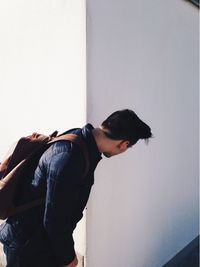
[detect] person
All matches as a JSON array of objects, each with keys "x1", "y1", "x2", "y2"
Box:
[{"x1": 0, "y1": 109, "x2": 152, "y2": 267}]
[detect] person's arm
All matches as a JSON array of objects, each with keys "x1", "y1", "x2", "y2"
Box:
[{"x1": 42, "y1": 141, "x2": 85, "y2": 266}]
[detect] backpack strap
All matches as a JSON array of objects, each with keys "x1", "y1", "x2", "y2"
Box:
[{"x1": 48, "y1": 133, "x2": 90, "y2": 178}]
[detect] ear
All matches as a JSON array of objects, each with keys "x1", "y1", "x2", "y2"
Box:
[{"x1": 119, "y1": 140, "x2": 130, "y2": 151}]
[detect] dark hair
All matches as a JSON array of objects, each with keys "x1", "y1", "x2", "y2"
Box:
[{"x1": 101, "y1": 109, "x2": 153, "y2": 146}]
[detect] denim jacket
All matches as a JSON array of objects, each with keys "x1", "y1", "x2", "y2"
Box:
[{"x1": 0, "y1": 124, "x2": 102, "y2": 265}]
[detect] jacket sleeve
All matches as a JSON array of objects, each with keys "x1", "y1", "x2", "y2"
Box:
[{"x1": 42, "y1": 141, "x2": 86, "y2": 266}]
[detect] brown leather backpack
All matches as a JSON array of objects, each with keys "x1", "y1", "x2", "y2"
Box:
[{"x1": 0, "y1": 131, "x2": 89, "y2": 220}]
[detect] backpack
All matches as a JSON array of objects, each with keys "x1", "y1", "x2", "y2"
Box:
[{"x1": 0, "y1": 131, "x2": 90, "y2": 220}]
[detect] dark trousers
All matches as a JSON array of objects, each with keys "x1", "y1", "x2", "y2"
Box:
[
  {"x1": 3, "y1": 229, "x2": 60, "y2": 267},
  {"x1": 3, "y1": 245, "x2": 59, "y2": 267},
  {"x1": 3, "y1": 245, "x2": 20, "y2": 267}
]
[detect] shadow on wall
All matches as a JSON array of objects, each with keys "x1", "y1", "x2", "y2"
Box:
[
  {"x1": 141, "y1": 201, "x2": 199, "y2": 267},
  {"x1": 163, "y1": 236, "x2": 199, "y2": 267}
]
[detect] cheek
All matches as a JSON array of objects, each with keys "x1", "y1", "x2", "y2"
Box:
[{"x1": 119, "y1": 147, "x2": 128, "y2": 153}]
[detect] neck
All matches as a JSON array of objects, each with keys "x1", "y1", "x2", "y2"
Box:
[{"x1": 92, "y1": 127, "x2": 106, "y2": 153}]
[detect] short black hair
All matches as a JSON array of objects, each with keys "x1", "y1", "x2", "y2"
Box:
[{"x1": 101, "y1": 109, "x2": 153, "y2": 146}]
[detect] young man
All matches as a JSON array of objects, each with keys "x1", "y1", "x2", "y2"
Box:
[{"x1": 0, "y1": 109, "x2": 152, "y2": 267}]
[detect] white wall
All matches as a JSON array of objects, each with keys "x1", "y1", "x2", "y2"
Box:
[
  {"x1": 86, "y1": 1, "x2": 199, "y2": 267},
  {"x1": 0, "y1": 0, "x2": 86, "y2": 158},
  {"x1": 0, "y1": 0, "x2": 86, "y2": 265}
]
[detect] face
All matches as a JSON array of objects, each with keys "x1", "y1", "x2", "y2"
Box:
[{"x1": 103, "y1": 140, "x2": 130, "y2": 158}]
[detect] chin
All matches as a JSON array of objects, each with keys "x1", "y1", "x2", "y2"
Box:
[{"x1": 103, "y1": 152, "x2": 113, "y2": 158}]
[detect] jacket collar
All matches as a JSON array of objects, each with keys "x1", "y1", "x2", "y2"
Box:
[{"x1": 81, "y1": 124, "x2": 102, "y2": 167}]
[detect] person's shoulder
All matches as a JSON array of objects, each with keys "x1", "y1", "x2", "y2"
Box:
[
  {"x1": 37, "y1": 141, "x2": 72, "y2": 168},
  {"x1": 51, "y1": 140, "x2": 73, "y2": 155},
  {"x1": 44, "y1": 139, "x2": 85, "y2": 161}
]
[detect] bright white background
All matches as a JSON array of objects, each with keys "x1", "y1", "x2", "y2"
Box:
[
  {"x1": 0, "y1": 0, "x2": 86, "y2": 158},
  {"x1": 0, "y1": 0, "x2": 86, "y2": 265}
]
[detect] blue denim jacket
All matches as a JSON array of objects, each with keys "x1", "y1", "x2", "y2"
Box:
[{"x1": 0, "y1": 124, "x2": 102, "y2": 266}]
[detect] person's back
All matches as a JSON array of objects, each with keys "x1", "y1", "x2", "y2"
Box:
[{"x1": 0, "y1": 109, "x2": 152, "y2": 267}]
